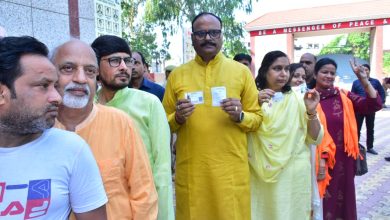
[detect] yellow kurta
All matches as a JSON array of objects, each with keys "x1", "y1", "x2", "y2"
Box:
[
  {"x1": 163, "y1": 52, "x2": 261, "y2": 220},
  {"x1": 248, "y1": 91, "x2": 324, "y2": 220}
]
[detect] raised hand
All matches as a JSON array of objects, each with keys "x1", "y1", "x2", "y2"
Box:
[
  {"x1": 258, "y1": 89, "x2": 275, "y2": 105},
  {"x1": 304, "y1": 89, "x2": 320, "y2": 114},
  {"x1": 349, "y1": 58, "x2": 368, "y2": 81}
]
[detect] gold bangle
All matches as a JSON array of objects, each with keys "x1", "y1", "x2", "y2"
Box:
[
  {"x1": 305, "y1": 113, "x2": 318, "y2": 120},
  {"x1": 306, "y1": 111, "x2": 317, "y2": 116}
]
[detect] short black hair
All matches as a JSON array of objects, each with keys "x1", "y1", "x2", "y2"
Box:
[
  {"x1": 134, "y1": 51, "x2": 146, "y2": 65},
  {"x1": 289, "y1": 63, "x2": 305, "y2": 75},
  {"x1": 255, "y1": 50, "x2": 291, "y2": 93},
  {"x1": 191, "y1": 12, "x2": 223, "y2": 32},
  {"x1": 301, "y1": 53, "x2": 317, "y2": 62},
  {"x1": 314, "y1": 58, "x2": 337, "y2": 74},
  {"x1": 91, "y1": 35, "x2": 131, "y2": 63},
  {"x1": 233, "y1": 53, "x2": 252, "y2": 64},
  {"x1": 362, "y1": 63, "x2": 370, "y2": 71},
  {"x1": 311, "y1": 58, "x2": 338, "y2": 88},
  {"x1": 0, "y1": 36, "x2": 48, "y2": 98},
  {"x1": 288, "y1": 63, "x2": 305, "y2": 84}
]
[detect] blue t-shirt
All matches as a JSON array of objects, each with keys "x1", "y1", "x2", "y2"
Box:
[
  {"x1": 139, "y1": 78, "x2": 165, "y2": 102},
  {"x1": 351, "y1": 78, "x2": 386, "y2": 104}
]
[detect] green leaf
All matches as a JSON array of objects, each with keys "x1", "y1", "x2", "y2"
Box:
[
  {"x1": 122, "y1": 0, "x2": 257, "y2": 64},
  {"x1": 319, "y1": 33, "x2": 369, "y2": 61}
]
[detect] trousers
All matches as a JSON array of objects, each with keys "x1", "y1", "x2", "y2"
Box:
[{"x1": 356, "y1": 113, "x2": 375, "y2": 149}]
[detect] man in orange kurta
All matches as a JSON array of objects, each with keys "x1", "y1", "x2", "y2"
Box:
[{"x1": 52, "y1": 40, "x2": 158, "y2": 220}]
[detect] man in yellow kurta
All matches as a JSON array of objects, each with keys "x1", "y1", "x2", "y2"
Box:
[
  {"x1": 52, "y1": 40, "x2": 158, "y2": 220},
  {"x1": 162, "y1": 12, "x2": 262, "y2": 220}
]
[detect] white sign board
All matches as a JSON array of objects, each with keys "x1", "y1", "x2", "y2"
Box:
[{"x1": 95, "y1": 0, "x2": 122, "y2": 37}]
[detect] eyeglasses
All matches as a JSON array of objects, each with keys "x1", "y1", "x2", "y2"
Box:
[
  {"x1": 102, "y1": 56, "x2": 135, "y2": 67},
  {"x1": 192, "y1": 29, "x2": 222, "y2": 40}
]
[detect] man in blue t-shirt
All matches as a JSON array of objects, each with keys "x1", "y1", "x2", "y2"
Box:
[
  {"x1": 351, "y1": 64, "x2": 386, "y2": 155},
  {"x1": 129, "y1": 51, "x2": 165, "y2": 101}
]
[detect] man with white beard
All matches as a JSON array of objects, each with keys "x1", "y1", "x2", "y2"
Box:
[
  {"x1": 62, "y1": 81, "x2": 90, "y2": 108},
  {"x1": 52, "y1": 40, "x2": 158, "y2": 220}
]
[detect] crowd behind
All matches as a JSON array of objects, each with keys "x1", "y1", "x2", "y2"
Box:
[{"x1": 0, "y1": 11, "x2": 389, "y2": 220}]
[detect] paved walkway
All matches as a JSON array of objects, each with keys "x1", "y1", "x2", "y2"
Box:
[
  {"x1": 355, "y1": 108, "x2": 390, "y2": 220},
  {"x1": 171, "y1": 108, "x2": 390, "y2": 219}
]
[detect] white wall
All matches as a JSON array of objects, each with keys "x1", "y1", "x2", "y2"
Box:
[
  {"x1": 253, "y1": 34, "x2": 288, "y2": 76},
  {"x1": 383, "y1": 26, "x2": 390, "y2": 51}
]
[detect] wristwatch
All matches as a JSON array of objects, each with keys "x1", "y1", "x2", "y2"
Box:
[{"x1": 239, "y1": 111, "x2": 244, "y2": 123}]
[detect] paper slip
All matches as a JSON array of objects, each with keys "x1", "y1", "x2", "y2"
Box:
[
  {"x1": 291, "y1": 86, "x2": 301, "y2": 94},
  {"x1": 211, "y1": 86, "x2": 227, "y2": 106},
  {"x1": 292, "y1": 83, "x2": 308, "y2": 97},
  {"x1": 272, "y1": 92, "x2": 284, "y2": 102},
  {"x1": 185, "y1": 91, "x2": 204, "y2": 104}
]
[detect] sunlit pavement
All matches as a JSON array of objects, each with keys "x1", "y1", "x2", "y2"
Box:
[
  {"x1": 171, "y1": 106, "x2": 390, "y2": 219},
  {"x1": 355, "y1": 107, "x2": 390, "y2": 220}
]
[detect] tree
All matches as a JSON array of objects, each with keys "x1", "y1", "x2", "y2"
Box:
[
  {"x1": 319, "y1": 32, "x2": 390, "y2": 76},
  {"x1": 384, "y1": 52, "x2": 390, "y2": 75},
  {"x1": 121, "y1": 0, "x2": 170, "y2": 66},
  {"x1": 319, "y1": 32, "x2": 370, "y2": 61},
  {"x1": 123, "y1": 0, "x2": 255, "y2": 59},
  {"x1": 122, "y1": 22, "x2": 156, "y2": 63}
]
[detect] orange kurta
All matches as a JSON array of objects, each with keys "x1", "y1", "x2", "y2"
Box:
[{"x1": 55, "y1": 104, "x2": 157, "y2": 220}]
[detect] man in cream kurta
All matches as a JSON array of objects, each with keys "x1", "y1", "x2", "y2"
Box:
[
  {"x1": 52, "y1": 40, "x2": 158, "y2": 220},
  {"x1": 163, "y1": 12, "x2": 261, "y2": 220}
]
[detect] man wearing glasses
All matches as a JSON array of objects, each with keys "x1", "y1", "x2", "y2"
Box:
[
  {"x1": 162, "y1": 12, "x2": 261, "y2": 220},
  {"x1": 52, "y1": 39, "x2": 158, "y2": 220},
  {"x1": 91, "y1": 35, "x2": 174, "y2": 220}
]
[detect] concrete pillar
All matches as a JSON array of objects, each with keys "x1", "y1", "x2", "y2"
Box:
[
  {"x1": 286, "y1": 33, "x2": 294, "y2": 62},
  {"x1": 250, "y1": 35, "x2": 256, "y2": 77},
  {"x1": 370, "y1": 26, "x2": 383, "y2": 80},
  {"x1": 68, "y1": 0, "x2": 80, "y2": 38}
]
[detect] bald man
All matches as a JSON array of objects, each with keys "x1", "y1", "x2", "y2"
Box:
[
  {"x1": 299, "y1": 53, "x2": 317, "y2": 89},
  {"x1": 52, "y1": 40, "x2": 158, "y2": 220}
]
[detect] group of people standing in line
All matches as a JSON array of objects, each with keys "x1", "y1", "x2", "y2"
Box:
[{"x1": 0, "y1": 11, "x2": 386, "y2": 220}]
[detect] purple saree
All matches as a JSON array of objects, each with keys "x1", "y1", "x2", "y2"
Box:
[{"x1": 318, "y1": 88, "x2": 381, "y2": 220}]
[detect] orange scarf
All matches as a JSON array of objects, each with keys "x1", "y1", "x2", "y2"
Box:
[{"x1": 316, "y1": 89, "x2": 359, "y2": 198}]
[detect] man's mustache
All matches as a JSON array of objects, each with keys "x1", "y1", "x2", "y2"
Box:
[
  {"x1": 46, "y1": 103, "x2": 59, "y2": 111},
  {"x1": 200, "y1": 41, "x2": 216, "y2": 47},
  {"x1": 65, "y1": 84, "x2": 90, "y2": 95},
  {"x1": 115, "y1": 71, "x2": 130, "y2": 78}
]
